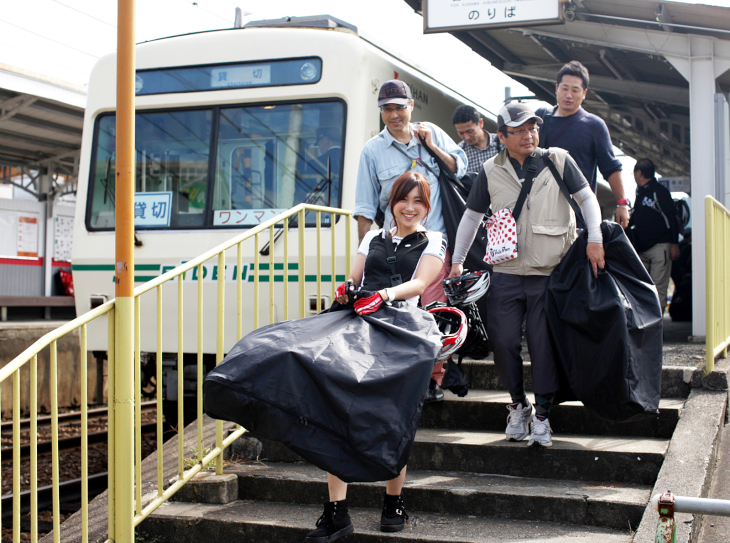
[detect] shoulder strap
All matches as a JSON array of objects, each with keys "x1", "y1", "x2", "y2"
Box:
[
  {"x1": 413, "y1": 127, "x2": 469, "y2": 194},
  {"x1": 653, "y1": 189, "x2": 672, "y2": 229},
  {"x1": 538, "y1": 106, "x2": 554, "y2": 148},
  {"x1": 512, "y1": 156, "x2": 538, "y2": 222},
  {"x1": 539, "y1": 149, "x2": 586, "y2": 228},
  {"x1": 383, "y1": 234, "x2": 403, "y2": 287}
]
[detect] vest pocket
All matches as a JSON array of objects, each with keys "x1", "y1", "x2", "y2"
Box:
[{"x1": 526, "y1": 224, "x2": 570, "y2": 269}]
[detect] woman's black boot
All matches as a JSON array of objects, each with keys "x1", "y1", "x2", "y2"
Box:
[
  {"x1": 305, "y1": 500, "x2": 354, "y2": 543},
  {"x1": 380, "y1": 493, "x2": 408, "y2": 532}
]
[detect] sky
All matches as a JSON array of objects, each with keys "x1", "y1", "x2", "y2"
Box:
[
  {"x1": 0, "y1": 0, "x2": 532, "y2": 117},
  {"x1": 2, "y1": 0, "x2": 727, "y2": 198}
]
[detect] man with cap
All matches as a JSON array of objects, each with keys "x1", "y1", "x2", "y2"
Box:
[
  {"x1": 354, "y1": 79, "x2": 467, "y2": 403},
  {"x1": 449, "y1": 102, "x2": 605, "y2": 447}
]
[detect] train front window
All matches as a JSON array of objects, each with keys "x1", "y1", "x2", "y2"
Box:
[
  {"x1": 86, "y1": 100, "x2": 344, "y2": 231},
  {"x1": 87, "y1": 109, "x2": 213, "y2": 230},
  {"x1": 212, "y1": 101, "x2": 344, "y2": 227}
]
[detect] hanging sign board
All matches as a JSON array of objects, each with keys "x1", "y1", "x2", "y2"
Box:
[{"x1": 424, "y1": 0, "x2": 563, "y2": 33}]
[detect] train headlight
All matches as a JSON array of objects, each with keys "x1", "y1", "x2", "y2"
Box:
[{"x1": 300, "y1": 62, "x2": 317, "y2": 82}]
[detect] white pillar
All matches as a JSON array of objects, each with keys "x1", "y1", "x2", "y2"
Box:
[{"x1": 665, "y1": 36, "x2": 730, "y2": 338}]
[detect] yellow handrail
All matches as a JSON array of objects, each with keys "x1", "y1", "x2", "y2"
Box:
[
  {"x1": 0, "y1": 203, "x2": 352, "y2": 543},
  {"x1": 705, "y1": 195, "x2": 730, "y2": 373}
]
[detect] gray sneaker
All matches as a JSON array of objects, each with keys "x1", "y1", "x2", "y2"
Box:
[
  {"x1": 527, "y1": 417, "x2": 553, "y2": 447},
  {"x1": 505, "y1": 399, "x2": 533, "y2": 441}
]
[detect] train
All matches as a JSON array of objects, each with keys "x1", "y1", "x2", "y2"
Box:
[{"x1": 71, "y1": 15, "x2": 496, "y2": 427}]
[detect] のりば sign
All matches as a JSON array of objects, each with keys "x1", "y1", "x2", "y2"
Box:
[{"x1": 424, "y1": 0, "x2": 562, "y2": 33}]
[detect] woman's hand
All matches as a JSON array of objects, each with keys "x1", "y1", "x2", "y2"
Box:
[
  {"x1": 353, "y1": 292, "x2": 384, "y2": 315},
  {"x1": 335, "y1": 280, "x2": 356, "y2": 304}
]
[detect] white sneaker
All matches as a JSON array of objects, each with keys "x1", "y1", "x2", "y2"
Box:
[
  {"x1": 505, "y1": 399, "x2": 533, "y2": 441},
  {"x1": 527, "y1": 417, "x2": 553, "y2": 447}
]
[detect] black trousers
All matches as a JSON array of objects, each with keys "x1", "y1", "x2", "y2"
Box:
[{"x1": 486, "y1": 273, "x2": 558, "y2": 395}]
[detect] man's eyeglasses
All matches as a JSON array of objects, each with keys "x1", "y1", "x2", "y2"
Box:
[
  {"x1": 380, "y1": 105, "x2": 408, "y2": 113},
  {"x1": 505, "y1": 126, "x2": 539, "y2": 137}
]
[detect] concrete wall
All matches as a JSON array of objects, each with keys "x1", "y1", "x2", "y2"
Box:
[{"x1": 0, "y1": 322, "x2": 107, "y2": 417}]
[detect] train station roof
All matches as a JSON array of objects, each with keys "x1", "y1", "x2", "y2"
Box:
[
  {"x1": 403, "y1": 0, "x2": 730, "y2": 180},
  {"x1": 0, "y1": 64, "x2": 85, "y2": 196}
]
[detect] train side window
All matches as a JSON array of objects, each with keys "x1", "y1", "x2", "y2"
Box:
[
  {"x1": 87, "y1": 109, "x2": 213, "y2": 230},
  {"x1": 212, "y1": 101, "x2": 344, "y2": 228}
]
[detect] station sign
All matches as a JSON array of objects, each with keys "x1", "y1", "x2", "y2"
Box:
[
  {"x1": 424, "y1": 0, "x2": 563, "y2": 33},
  {"x1": 658, "y1": 177, "x2": 691, "y2": 195}
]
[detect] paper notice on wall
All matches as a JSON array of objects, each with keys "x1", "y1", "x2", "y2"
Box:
[
  {"x1": 17, "y1": 215, "x2": 39, "y2": 257},
  {"x1": 54, "y1": 216, "x2": 74, "y2": 262}
]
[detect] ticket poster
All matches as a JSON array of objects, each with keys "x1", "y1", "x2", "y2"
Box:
[{"x1": 17, "y1": 215, "x2": 38, "y2": 258}]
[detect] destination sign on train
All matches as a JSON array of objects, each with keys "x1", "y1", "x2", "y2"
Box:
[
  {"x1": 211, "y1": 65, "x2": 272, "y2": 88},
  {"x1": 424, "y1": 0, "x2": 562, "y2": 33},
  {"x1": 135, "y1": 58, "x2": 321, "y2": 95}
]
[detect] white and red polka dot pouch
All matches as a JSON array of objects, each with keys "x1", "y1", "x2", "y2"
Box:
[{"x1": 484, "y1": 208, "x2": 518, "y2": 265}]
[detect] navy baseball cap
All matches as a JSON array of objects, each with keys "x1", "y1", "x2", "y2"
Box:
[
  {"x1": 497, "y1": 102, "x2": 544, "y2": 129},
  {"x1": 378, "y1": 80, "x2": 412, "y2": 107}
]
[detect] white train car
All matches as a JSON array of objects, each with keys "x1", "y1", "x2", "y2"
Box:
[{"x1": 72, "y1": 15, "x2": 494, "y2": 420}]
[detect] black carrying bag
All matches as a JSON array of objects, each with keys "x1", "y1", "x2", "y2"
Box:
[
  {"x1": 442, "y1": 356, "x2": 468, "y2": 397},
  {"x1": 203, "y1": 302, "x2": 441, "y2": 483},
  {"x1": 417, "y1": 137, "x2": 491, "y2": 275},
  {"x1": 544, "y1": 221, "x2": 663, "y2": 422}
]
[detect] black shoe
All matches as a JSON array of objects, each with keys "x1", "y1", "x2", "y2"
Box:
[
  {"x1": 380, "y1": 493, "x2": 408, "y2": 532},
  {"x1": 424, "y1": 379, "x2": 444, "y2": 403},
  {"x1": 305, "y1": 500, "x2": 354, "y2": 543}
]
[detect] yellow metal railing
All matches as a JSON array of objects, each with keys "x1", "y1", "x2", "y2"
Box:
[
  {"x1": 0, "y1": 203, "x2": 352, "y2": 543},
  {"x1": 705, "y1": 195, "x2": 730, "y2": 373}
]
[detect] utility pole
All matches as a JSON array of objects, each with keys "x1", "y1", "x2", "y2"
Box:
[{"x1": 113, "y1": 0, "x2": 136, "y2": 541}]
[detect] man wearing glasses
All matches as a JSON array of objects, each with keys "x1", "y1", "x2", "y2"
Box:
[
  {"x1": 449, "y1": 102, "x2": 604, "y2": 447},
  {"x1": 354, "y1": 79, "x2": 466, "y2": 402},
  {"x1": 452, "y1": 105, "x2": 502, "y2": 174}
]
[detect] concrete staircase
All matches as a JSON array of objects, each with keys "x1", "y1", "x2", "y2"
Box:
[{"x1": 138, "y1": 359, "x2": 694, "y2": 543}]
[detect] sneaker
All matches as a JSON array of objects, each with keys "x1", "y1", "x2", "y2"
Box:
[
  {"x1": 305, "y1": 500, "x2": 354, "y2": 543},
  {"x1": 380, "y1": 493, "x2": 409, "y2": 532},
  {"x1": 424, "y1": 379, "x2": 444, "y2": 403},
  {"x1": 527, "y1": 416, "x2": 553, "y2": 448},
  {"x1": 505, "y1": 399, "x2": 533, "y2": 441}
]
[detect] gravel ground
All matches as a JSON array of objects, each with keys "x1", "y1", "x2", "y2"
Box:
[{"x1": 1, "y1": 409, "x2": 158, "y2": 542}]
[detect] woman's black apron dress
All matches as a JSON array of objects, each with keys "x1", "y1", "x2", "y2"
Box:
[{"x1": 204, "y1": 232, "x2": 441, "y2": 483}]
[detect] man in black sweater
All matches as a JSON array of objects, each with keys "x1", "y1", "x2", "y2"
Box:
[{"x1": 628, "y1": 158, "x2": 680, "y2": 311}]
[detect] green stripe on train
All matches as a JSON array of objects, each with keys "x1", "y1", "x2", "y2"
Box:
[{"x1": 73, "y1": 264, "x2": 344, "y2": 283}]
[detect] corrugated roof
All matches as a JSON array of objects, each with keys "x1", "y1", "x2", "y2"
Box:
[{"x1": 404, "y1": 0, "x2": 730, "y2": 178}]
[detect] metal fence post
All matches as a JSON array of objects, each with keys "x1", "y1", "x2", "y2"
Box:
[{"x1": 655, "y1": 491, "x2": 677, "y2": 543}]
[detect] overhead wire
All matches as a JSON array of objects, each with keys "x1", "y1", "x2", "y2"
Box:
[
  {"x1": 52, "y1": 0, "x2": 116, "y2": 28},
  {"x1": 177, "y1": 0, "x2": 234, "y2": 25},
  {"x1": 0, "y1": 18, "x2": 99, "y2": 59}
]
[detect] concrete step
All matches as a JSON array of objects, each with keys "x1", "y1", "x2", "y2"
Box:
[
  {"x1": 141, "y1": 499, "x2": 633, "y2": 542},
  {"x1": 254, "y1": 428, "x2": 668, "y2": 485},
  {"x1": 419, "y1": 390, "x2": 683, "y2": 438},
  {"x1": 462, "y1": 359, "x2": 694, "y2": 399},
  {"x1": 224, "y1": 462, "x2": 649, "y2": 530}
]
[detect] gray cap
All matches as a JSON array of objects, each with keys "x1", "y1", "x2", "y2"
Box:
[
  {"x1": 378, "y1": 80, "x2": 412, "y2": 107},
  {"x1": 497, "y1": 102, "x2": 544, "y2": 129}
]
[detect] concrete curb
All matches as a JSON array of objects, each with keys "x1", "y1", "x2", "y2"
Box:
[{"x1": 633, "y1": 388, "x2": 728, "y2": 543}]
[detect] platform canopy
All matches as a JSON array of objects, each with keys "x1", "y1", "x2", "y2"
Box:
[
  {"x1": 405, "y1": 0, "x2": 730, "y2": 183},
  {"x1": 0, "y1": 64, "x2": 85, "y2": 199}
]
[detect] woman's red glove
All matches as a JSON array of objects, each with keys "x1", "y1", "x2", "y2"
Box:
[
  {"x1": 335, "y1": 282, "x2": 348, "y2": 298},
  {"x1": 353, "y1": 292, "x2": 384, "y2": 315}
]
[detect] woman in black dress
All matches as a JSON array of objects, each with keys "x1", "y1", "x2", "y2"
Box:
[{"x1": 306, "y1": 171, "x2": 446, "y2": 542}]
